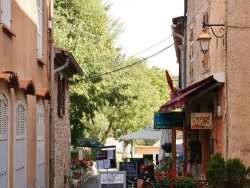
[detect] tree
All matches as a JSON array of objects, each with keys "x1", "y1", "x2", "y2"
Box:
[{"x1": 54, "y1": 0, "x2": 171, "y2": 147}]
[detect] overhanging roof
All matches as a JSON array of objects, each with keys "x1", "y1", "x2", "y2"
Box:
[
  {"x1": 159, "y1": 72, "x2": 225, "y2": 113},
  {"x1": 54, "y1": 46, "x2": 84, "y2": 77}
]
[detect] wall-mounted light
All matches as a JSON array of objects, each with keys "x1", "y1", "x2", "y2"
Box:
[
  {"x1": 197, "y1": 29, "x2": 212, "y2": 54},
  {"x1": 198, "y1": 22, "x2": 225, "y2": 53}
]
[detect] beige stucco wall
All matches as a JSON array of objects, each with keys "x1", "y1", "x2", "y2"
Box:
[
  {"x1": 186, "y1": 0, "x2": 250, "y2": 167},
  {"x1": 226, "y1": 0, "x2": 250, "y2": 165}
]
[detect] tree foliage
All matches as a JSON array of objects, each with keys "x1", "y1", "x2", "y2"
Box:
[{"x1": 54, "y1": 0, "x2": 171, "y2": 147}]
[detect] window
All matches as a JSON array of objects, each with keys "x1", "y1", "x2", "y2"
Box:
[
  {"x1": 36, "y1": 99, "x2": 45, "y2": 188},
  {"x1": 15, "y1": 100, "x2": 26, "y2": 187},
  {"x1": 0, "y1": 93, "x2": 8, "y2": 187},
  {"x1": 58, "y1": 75, "x2": 65, "y2": 117},
  {"x1": 37, "y1": 0, "x2": 43, "y2": 58},
  {"x1": 1, "y1": 0, "x2": 11, "y2": 26}
]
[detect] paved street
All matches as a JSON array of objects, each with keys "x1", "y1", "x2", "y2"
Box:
[{"x1": 82, "y1": 175, "x2": 99, "y2": 188}]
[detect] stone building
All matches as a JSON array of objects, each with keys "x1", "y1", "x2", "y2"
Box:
[{"x1": 159, "y1": 0, "x2": 250, "y2": 178}]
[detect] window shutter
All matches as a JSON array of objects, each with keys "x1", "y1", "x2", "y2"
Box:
[
  {"x1": 1, "y1": 0, "x2": 11, "y2": 26},
  {"x1": 15, "y1": 101, "x2": 26, "y2": 187},
  {"x1": 36, "y1": 99, "x2": 45, "y2": 188},
  {"x1": 37, "y1": 0, "x2": 43, "y2": 58},
  {"x1": 0, "y1": 94, "x2": 8, "y2": 188}
]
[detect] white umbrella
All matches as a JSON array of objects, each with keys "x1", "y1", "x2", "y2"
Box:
[{"x1": 118, "y1": 126, "x2": 161, "y2": 140}]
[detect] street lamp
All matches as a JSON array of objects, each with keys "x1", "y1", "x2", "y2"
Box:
[
  {"x1": 198, "y1": 22, "x2": 225, "y2": 53},
  {"x1": 197, "y1": 29, "x2": 212, "y2": 54}
]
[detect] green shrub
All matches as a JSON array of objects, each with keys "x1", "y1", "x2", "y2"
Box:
[
  {"x1": 206, "y1": 153, "x2": 250, "y2": 188},
  {"x1": 206, "y1": 153, "x2": 226, "y2": 188}
]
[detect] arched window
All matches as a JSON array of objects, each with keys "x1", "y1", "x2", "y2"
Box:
[
  {"x1": 0, "y1": 93, "x2": 9, "y2": 187},
  {"x1": 15, "y1": 100, "x2": 26, "y2": 187}
]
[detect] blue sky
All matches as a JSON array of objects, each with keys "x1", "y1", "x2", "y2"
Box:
[{"x1": 107, "y1": 0, "x2": 184, "y2": 75}]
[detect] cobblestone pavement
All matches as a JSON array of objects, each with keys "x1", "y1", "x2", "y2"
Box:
[{"x1": 81, "y1": 175, "x2": 99, "y2": 188}]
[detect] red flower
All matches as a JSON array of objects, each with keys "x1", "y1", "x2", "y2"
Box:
[
  {"x1": 185, "y1": 170, "x2": 191, "y2": 176},
  {"x1": 169, "y1": 182, "x2": 174, "y2": 187}
]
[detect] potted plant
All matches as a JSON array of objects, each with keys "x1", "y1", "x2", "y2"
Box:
[
  {"x1": 155, "y1": 169, "x2": 176, "y2": 188},
  {"x1": 174, "y1": 171, "x2": 194, "y2": 188},
  {"x1": 161, "y1": 143, "x2": 172, "y2": 153}
]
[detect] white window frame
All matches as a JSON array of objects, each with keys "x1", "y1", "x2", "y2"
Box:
[
  {"x1": 1, "y1": 0, "x2": 11, "y2": 26},
  {"x1": 14, "y1": 100, "x2": 26, "y2": 188},
  {"x1": 37, "y1": 0, "x2": 43, "y2": 58},
  {"x1": 0, "y1": 93, "x2": 9, "y2": 188},
  {"x1": 36, "y1": 99, "x2": 45, "y2": 188}
]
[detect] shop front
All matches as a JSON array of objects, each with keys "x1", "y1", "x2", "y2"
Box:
[{"x1": 158, "y1": 72, "x2": 225, "y2": 179}]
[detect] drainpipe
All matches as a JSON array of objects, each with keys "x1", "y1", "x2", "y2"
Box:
[
  {"x1": 183, "y1": 0, "x2": 187, "y2": 88},
  {"x1": 49, "y1": 0, "x2": 55, "y2": 187},
  {"x1": 54, "y1": 58, "x2": 70, "y2": 74}
]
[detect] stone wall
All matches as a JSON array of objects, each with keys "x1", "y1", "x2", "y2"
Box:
[{"x1": 54, "y1": 75, "x2": 72, "y2": 188}]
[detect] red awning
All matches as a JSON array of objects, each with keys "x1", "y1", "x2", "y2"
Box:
[{"x1": 159, "y1": 72, "x2": 225, "y2": 113}]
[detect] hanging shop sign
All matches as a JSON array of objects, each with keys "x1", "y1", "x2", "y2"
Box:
[
  {"x1": 191, "y1": 113, "x2": 212, "y2": 129},
  {"x1": 154, "y1": 111, "x2": 184, "y2": 129}
]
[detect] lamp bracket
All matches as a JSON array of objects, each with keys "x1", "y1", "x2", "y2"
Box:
[{"x1": 203, "y1": 22, "x2": 225, "y2": 38}]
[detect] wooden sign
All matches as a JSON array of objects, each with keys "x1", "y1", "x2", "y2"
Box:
[{"x1": 191, "y1": 113, "x2": 212, "y2": 129}]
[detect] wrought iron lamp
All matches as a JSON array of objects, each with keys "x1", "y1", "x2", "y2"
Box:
[{"x1": 198, "y1": 22, "x2": 225, "y2": 53}]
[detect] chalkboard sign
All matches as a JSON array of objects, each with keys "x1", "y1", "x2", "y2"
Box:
[
  {"x1": 130, "y1": 158, "x2": 144, "y2": 178},
  {"x1": 119, "y1": 162, "x2": 137, "y2": 178},
  {"x1": 99, "y1": 171, "x2": 126, "y2": 188}
]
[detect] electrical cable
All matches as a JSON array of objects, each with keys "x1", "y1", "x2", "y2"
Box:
[
  {"x1": 71, "y1": 43, "x2": 175, "y2": 83},
  {"x1": 127, "y1": 34, "x2": 173, "y2": 58}
]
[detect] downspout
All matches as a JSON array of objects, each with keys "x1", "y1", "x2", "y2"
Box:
[
  {"x1": 49, "y1": 0, "x2": 55, "y2": 187},
  {"x1": 183, "y1": 0, "x2": 188, "y2": 173},
  {"x1": 183, "y1": 0, "x2": 187, "y2": 88},
  {"x1": 54, "y1": 58, "x2": 70, "y2": 74}
]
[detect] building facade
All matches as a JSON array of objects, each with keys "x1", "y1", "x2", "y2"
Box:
[
  {"x1": 160, "y1": 0, "x2": 250, "y2": 178},
  {"x1": 0, "y1": 1, "x2": 83, "y2": 187},
  {"x1": 0, "y1": 1, "x2": 52, "y2": 187}
]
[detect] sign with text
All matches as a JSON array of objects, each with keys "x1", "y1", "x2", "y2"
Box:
[
  {"x1": 99, "y1": 171, "x2": 126, "y2": 188},
  {"x1": 119, "y1": 162, "x2": 137, "y2": 178},
  {"x1": 154, "y1": 112, "x2": 184, "y2": 129},
  {"x1": 191, "y1": 113, "x2": 212, "y2": 129}
]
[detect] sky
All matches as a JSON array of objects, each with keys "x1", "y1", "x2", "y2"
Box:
[{"x1": 107, "y1": 0, "x2": 184, "y2": 76}]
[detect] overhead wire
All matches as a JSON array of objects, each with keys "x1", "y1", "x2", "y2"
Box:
[{"x1": 71, "y1": 35, "x2": 175, "y2": 82}]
